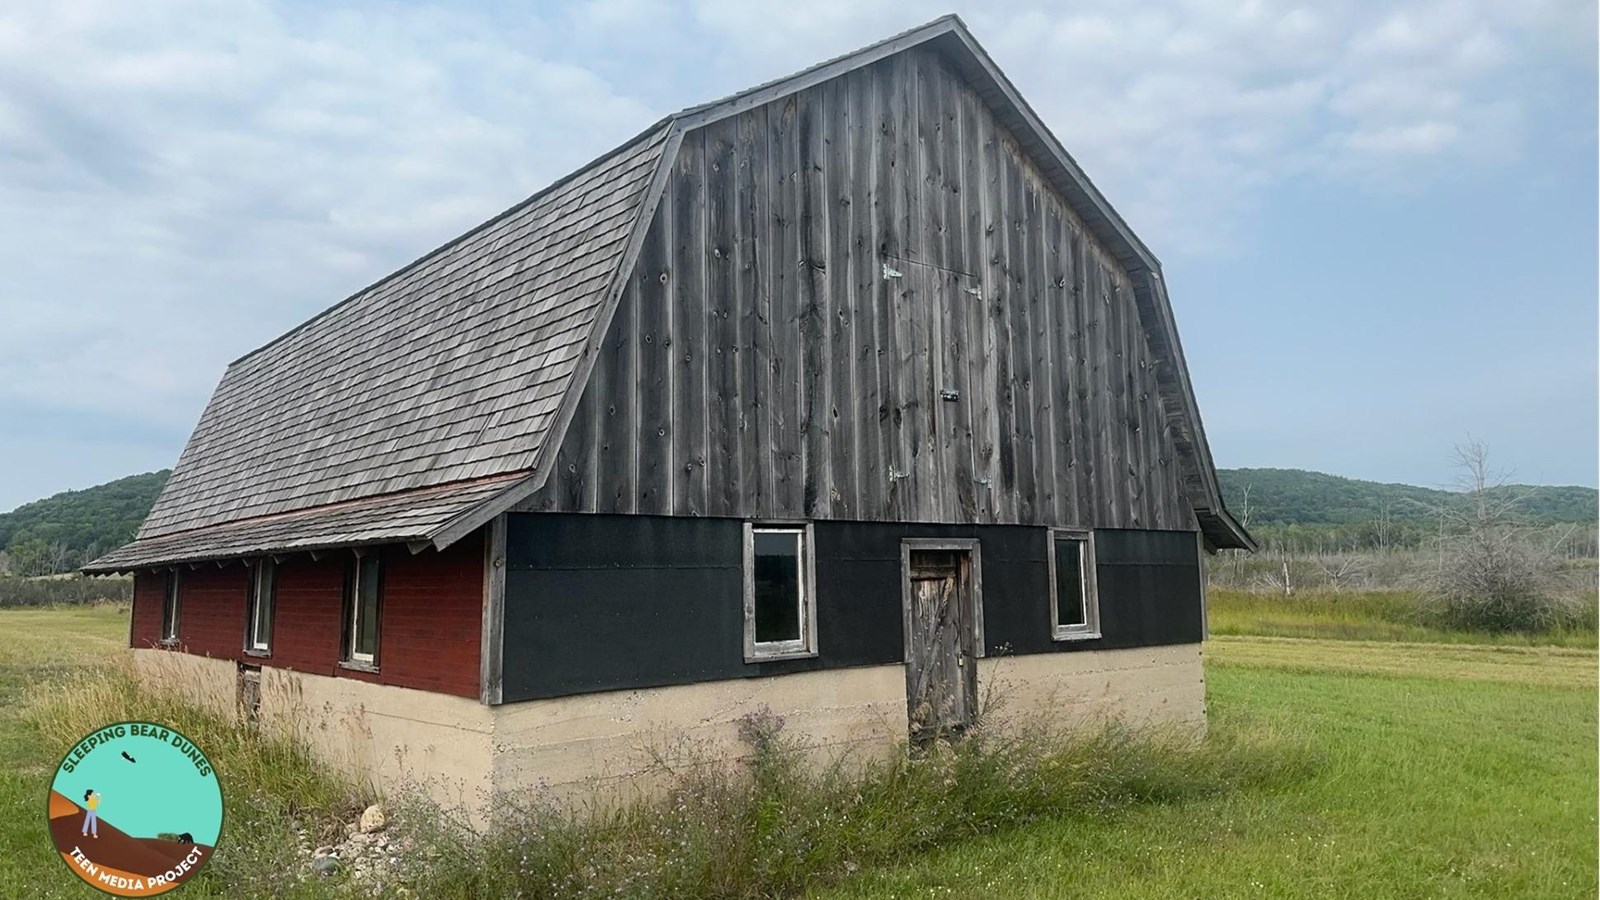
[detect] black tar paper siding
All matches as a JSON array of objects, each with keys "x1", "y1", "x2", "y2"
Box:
[{"x1": 500, "y1": 514, "x2": 1203, "y2": 702}]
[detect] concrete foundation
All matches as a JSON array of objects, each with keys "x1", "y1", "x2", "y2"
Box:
[
  {"x1": 131, "y1": 647, "x2": 238, "y2": 721},
  {"x1": 492, "y1": 664, "x2": 909, "y2": 806},
  {"x1": 975, "y1": 643, "x2": 1207, "y2": 733},
  {"x1": 257, "y1": 666, "x2": 495, "y2": 812},
  {"x1": 130, "y1": 644, "x2": 1204, "y2": 822}
]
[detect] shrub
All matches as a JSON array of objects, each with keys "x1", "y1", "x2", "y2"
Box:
[
  {"x1": 0, "y1": 574, "x2": 131, "y2": 607},
  {"x1": 1419, "y1": 507, "x2": 1588, "y2": 633},
  {"x1": 1411, "y1": 440, "x2": 1594, "y2": 634}
]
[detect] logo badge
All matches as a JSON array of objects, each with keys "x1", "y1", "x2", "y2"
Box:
[{"x1": 48, "y1": 722, "x2": 224, "y2": 896}]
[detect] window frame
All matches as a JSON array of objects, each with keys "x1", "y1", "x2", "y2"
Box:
[
  {"x1": 1046, "y1": 528, "x2": 1100, "y2": 642},
  {"x1": 244, "y1": 558, "x2": 276, "y2": 657},
  {"x1": 159, "y1": 569, "x2": 181, "y2": 645},
  {"x1": 341, "y1": 552, "x2": 384, "y2": 670},
  {"x1": 742, "y1": 522, "x2": 818, "y2": 662}
]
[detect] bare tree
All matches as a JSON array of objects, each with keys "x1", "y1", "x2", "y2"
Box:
[
  {"x1": 46, "y1": 541, "x2": 73, "y2": 576},
  {"x1": 1231, "y1": 483, "x2": 1254, "y2": 582},
  {"x1": 1316, "y1": 554, "x2": 1369, "y2": 592},
  {"x1": 1422, "y1": 439, "x2": 1576, "y2": 631}
]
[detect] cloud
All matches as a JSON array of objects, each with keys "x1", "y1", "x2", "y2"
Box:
[
  {"x1": 0, "y1": 0, "x2": 652, "y2": 441},
  {"x1": 674, "y1": 1, "x2": 1591, "y2": 253},
  {"x1": 0, "y1": 0, "x2": 1592, "y2": 505}
]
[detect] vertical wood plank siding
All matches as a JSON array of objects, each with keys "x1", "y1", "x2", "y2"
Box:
[{"x1": 523, "y1": 50, "x2": 1191, "y2": 531}]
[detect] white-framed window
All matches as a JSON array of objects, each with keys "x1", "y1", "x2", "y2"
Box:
[
  {"x1": 743, "y1": 523, "x2": 817, "y2": 661},
  {"x1": 343, "y1": 553, "x2": 383, "y2": 668},
  {"x1": 245, "y1": 558, "x2": 276, "y2": 655},
  {"x1": 1047, "y1": 528, "x2": 1100, "y2": 641},
  {"x1": 160, "y1": 570, "x2": 181, "y2": 643}
]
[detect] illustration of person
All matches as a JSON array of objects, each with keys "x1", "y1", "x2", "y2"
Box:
[{"x1": 81, "y1": 789, "x2": 99, "y2": 838}]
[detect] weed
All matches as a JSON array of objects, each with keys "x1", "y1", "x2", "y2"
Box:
[{"x1": 394, "y1": 716, "x2": 1312, "y2": 899}]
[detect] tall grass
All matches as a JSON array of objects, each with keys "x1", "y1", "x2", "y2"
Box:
[
  {"x1": 1208, "y1": 588, "x2": 1598, "y2": 647},
  {"x1": 18, "y1": 661, "x2": 368, "y2": 897},
  {"x1": 397, "y1": 710, "x2": 1314, "y2": 900}
]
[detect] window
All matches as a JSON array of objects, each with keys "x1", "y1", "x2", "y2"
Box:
[
  {"x1": 343, "y1": 554, "x2": 383, "y2": 667},
  {"x1": 245, "y1": 558, "x2": 276, "y2": 655},
  {"x1": 160, "y1": 570, "x2": 181, "y2": 643},
  {"x1": 1048, "y1": 529, "x2": 1099, "y2": 641},
  {"x1": 743, "y1": 524, "x2": 816, "y2": 661}
]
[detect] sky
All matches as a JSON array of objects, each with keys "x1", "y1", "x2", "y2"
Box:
[{"x1": 0, "y1": 0, "x2": 1595, "y2": 513}]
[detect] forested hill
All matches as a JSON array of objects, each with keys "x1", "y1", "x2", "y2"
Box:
[
  {"x1": 1218, "y1": 467, "x2": 1598, "y2": 528},
  {"x1": 1, "y1": 467, "x2": 1594, "y2": 574},
  {"x1": 0, "y1": 471, "x2": 169, "y2": 574}
]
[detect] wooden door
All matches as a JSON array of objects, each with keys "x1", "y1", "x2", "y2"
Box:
[{"x1": 903, "y1": 547, "x2": 978, "y2": 741}]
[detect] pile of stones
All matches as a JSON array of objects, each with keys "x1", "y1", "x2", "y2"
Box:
[{"x1": 300, "y1": 803, "x2": 414, "y2": 887}]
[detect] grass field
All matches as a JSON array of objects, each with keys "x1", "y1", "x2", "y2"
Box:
[
  {"x1": 817, "y1": 636, "x2": 1597, "y2": 898},
  {"x1": 0, "y1": 602, "x2": 1594, "y2": 898},
  {"x1": 1208, "y1": 588, "x2": 1598, "y2": 648},
  {"x1": 0, "y1": 605, "x2": 132, "y2": 899}
]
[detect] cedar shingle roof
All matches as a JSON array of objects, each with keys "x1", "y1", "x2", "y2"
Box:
[
  {"x1": 85, "y1": 123, "x2": 675, "y2": 573},
  {"x1": 85, "y1": 474, "x2": 522, "y2": 572},
  {"x1": 87, "y1": 15, "x2": 1250, "y2": 574},
  {"x1": 140, "y1": 124, "x2": 669, "y2": 540}
]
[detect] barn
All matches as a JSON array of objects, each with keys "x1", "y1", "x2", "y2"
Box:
[{"x1": 86, "y1": 15, "x2": 1253, "y2": 814}]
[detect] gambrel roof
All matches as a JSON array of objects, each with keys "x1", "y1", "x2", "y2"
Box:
[{"x1": 87, "y1": 15, "x2": 1251, "y2": 574}]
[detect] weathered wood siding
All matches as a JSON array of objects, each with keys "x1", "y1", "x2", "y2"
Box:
[{"x1": 524, "y1": 49, "x2": 1191, "y2": 530}]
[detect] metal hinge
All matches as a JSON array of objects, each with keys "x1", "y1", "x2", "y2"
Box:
[{"x1": 940, "y1": 389, "x2": 960, "y2": 401}]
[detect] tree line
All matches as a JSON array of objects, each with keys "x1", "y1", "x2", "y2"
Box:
[{"x1": 0, "y1": 471, "x2": 169, "y2": 576}]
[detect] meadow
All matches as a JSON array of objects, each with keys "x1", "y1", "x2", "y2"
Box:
[{"x1": 0, "y1": 598, "x2": 1593, "y2": 898}]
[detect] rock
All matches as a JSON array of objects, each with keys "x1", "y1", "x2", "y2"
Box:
[
  {"x1": 312, "y1": 856, "x2": 340, "y2": 877},
  {"x1": 345, "y1": 821, "x2": 358, "y2": 836},
  {"x1": 312, "y1": 845, "x2": 335, "y2": 858},
  {"x1": 359, "y1": 804, "x2": 387, "y2": 834}
]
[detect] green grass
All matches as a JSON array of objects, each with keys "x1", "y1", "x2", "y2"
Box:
[
  {"x1": 815, "y1": 638, "x2": 1598, "y2": 899},
  {"x1": 0, "y1": 606, "x2": 364, "y2": 899},
  {"x1": 0, "y1": 605, "x2": 132, "y2": 899},
  {"x1": 2, "y1": 602, "x2": 1594, "y2": 899},
  {"x1": 1208, "y1": 588, "x2": 1599, "y2": 647}
]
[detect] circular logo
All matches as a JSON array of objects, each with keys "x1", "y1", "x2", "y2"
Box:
[{"x1": 47, "y1": 722, "x2": 224, "y2": 896}]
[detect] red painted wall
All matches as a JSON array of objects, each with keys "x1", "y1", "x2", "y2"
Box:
[
  {"x1": 130, "y1": 573, "x2": 165, "y2": 648},
  {"x1": 129, "y1": 529, "x2": 484, "y2": 699}
]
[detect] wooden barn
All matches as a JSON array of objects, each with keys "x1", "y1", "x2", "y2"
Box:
[{"x1": 86, "y1": 15, "x2": 1253, "y2": 813}]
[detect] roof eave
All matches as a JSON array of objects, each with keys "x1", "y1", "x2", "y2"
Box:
[
  {"x1": 80, "y1": 532, "x2": 427, "y2": 576},
  {"x1": 1197, "y1": 507, "x2": 1258, "y2": 553}
]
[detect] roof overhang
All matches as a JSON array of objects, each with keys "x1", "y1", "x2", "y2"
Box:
[
  {"x1": 82, "y1": 473, "x2": 529, "y2": 574},
  {"x1": 1196, "y1": 507, "x2": 1258, "y2": 553}
]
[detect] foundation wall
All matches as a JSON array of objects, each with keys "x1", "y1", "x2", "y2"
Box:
[
  {"x1": 257, "y1": 666, "x2": 495, "y2": 814},
  {"x1": 975, "y1": 643, "x2": 1206, "y2": 732},
  {"x1": 490, "y1": 664, "x2": 910, "y2": 804},
  {"x1": 134, "y1": 644, "x2": 1206, "y2": 822},
  {"x1": 130, "y1": 647, "x2": 239, "y2": 721}
]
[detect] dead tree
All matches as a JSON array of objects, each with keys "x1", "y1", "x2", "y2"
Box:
[{"x1": 1423, "y1": 439, "x2": 1573, "y2": 630}]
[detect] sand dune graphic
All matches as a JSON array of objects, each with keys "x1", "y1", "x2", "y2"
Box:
[{"x1": 49, "y1": 790, "x2": 212, "y2": 893}]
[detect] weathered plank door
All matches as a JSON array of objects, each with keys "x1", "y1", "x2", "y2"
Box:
[{"x1": 902, "y1": 544, "x2": 980, "y2": 741}]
